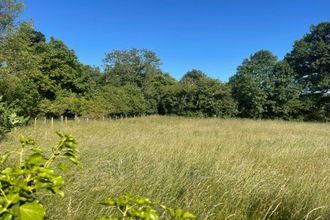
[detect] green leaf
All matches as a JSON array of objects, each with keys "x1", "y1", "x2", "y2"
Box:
[
  {"x1": 175, "y1": 208, "x2": 183, "y2": 217},
  {"x1": 0, "y1": 152, "x2": 10, "y2": 165},
  {"x1": 20, "y1": 136, "x2": 35, "y2": 145},
  {"x1": 19, "y1": 202, "x2": 46, "y2": 220},
  {"x1": 52, "y1": 176, "x2": 64, "y2": 186},
  {"x1": 19, "y1": 202, "x2": 45, "y2": 220},
  {"x1": 101, "y1": 198, "x2": 115, "y2": 206},
  {"x1": 135, "y1": 197, "x2": 151, "y2": 205},
  {"x1": 26, "y1": 153, "x2": 45, "y2": 165},
  {"x1": 0, "y1": 206, "x2": 6, "y2": 214},
  {"x1": 6, "y1": 193, "x2": 21, "y2": 204},
  {"x1": 34, "y1": 182, "x2": 53, "y2": 189},
  {"x1": 31, "y1": 147, "x2": 43, "y2": 154},
  {"x1": 182, "y1": 212, "x2": 196, "y2": 219},
  {"x1": 2, "y1": 167, "x2": 13, "y2": 174},
  {"x1": 166, "y1": 207, "x2": 175, "y2": 216},
  {"x1": 65, "y1": 141, "x2": 76, "y2": 148},
  {"x1": 51, "y1": 187, "x2": 64, "y2": 197},
  {"x1": 68, "y1": 156, "x2": 79, "y2": 165},
  {"x1": 20, "y1": 135, "x2": 27, "y2": 143},
  {"x1": 1, "y1": 213, "x2": 13, "y2": 220}
]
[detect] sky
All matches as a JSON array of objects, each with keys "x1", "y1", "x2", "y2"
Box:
[{"x1": 22, "y1": 0, "x2": 330, "y2": 81}]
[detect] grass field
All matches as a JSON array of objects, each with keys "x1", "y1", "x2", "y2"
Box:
[{"x1": 1, "y1": 116, "x2": 330, "y2": 219}]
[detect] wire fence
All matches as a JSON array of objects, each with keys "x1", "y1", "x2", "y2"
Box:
[{"x1": 31, "y1": 114, "x2": 143, "y2": 129}]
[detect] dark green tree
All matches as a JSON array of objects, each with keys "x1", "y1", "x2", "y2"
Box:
[
  {"x1": 175, "y1": 70, "x2": 237, "y2": 117},
  {"x1": 180, "y1": 69, "x2": 207, "y2": 85},
  {"x1": 286, "y1": 22, "x2": 330, "y2": 94},
  {"x1": 144, "y1": 72, "x2": 177, "y2": 114},
  {"x1": 97, "y1": 84, "x2": 148, "y2": 117},
  {"x1": 0, "y1": 23, "x2": 43, "y2": 116},
  {"x1": 39, "y1": 37, "x2": 85, "y2": 99},
  {"x1": 285, "y1": 22, "x2": 330, "y2": 121},
  {"x1": 103, "y1": 48, "x2": 161, "y2": 88},
  {"x1": 229, "y1": 50, "x2": 278, "y2": 118},
  {"x1": 266, "y1": 61, "x2": 302, "y2": 119}
]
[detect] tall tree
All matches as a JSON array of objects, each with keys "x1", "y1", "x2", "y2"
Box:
[
  {"x1": 0, "y1": 0, "x2": 23, "y2": 37},
  {"x1": 286, "y1": 22, "x2": 330, "y2": 94},
  {"x1": 176, "y1": 70, "x2": 237, "y2": 117},
  {"x1": 229, "y1": 50, "x2": 278, "y2": 118},
  {"x1": 180, "y1": 69, "x2": 207, "y2": 85},
  {"x1": 39, "y1": 37, "x2": 85, "y2": 99},
  {"x1": 98, "y1": 84, "x2": 148, "y2": 116},
  {"x1": 0, "y1": 23, "x2": 43, "y2": 116},
  {"x1": 144, "y1": 72, "x2": 177, "y2": 114},
  {"x1": 266, "y1": 61, "x2": 302, "y2": 119},
  {"x1": 285, "y1": 22, "x2": 330, "y2": 121},
  {"x1": 103, "y1": 48, "x2": 161, "y2": 88}
]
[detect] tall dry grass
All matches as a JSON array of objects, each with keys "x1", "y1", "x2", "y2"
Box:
[{"x1": 1, "y1": 116, "x2": 330, "y2": 219}]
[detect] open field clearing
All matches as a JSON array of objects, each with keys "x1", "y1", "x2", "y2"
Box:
[{"x1": 1, "y1": 116, "x2": 330, "y2": 219}]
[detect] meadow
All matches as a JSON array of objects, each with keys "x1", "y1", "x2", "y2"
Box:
[{"x1": 1, "y1": 116, "x2": 330, "y2": 220}]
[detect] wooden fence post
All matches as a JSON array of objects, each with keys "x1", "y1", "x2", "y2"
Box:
[{"x1": 34, "y1": 118, "x2": 37, "y2": 129}]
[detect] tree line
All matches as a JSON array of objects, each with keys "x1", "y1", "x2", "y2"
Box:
[{"x1": 0, "y1": 0, "x2": 329, "y2": 123}]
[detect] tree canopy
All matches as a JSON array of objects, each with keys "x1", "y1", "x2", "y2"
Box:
[{"x1": 0, "y1": 0, "x2": 329, "y2": 122}]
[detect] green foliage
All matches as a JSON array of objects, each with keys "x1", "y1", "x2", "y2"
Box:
[
  {"x1": 143, "y1": 73, "x2": 177, "y2": 114},
  {"x1": 0, "y1": 0, "x2": 328, "y2": 121},
  {"x1": 38, "y1": 37, "x2": 86, "y2": 99},
  {"x1": 80, "y1": 96, "x2": 109, "y2": 119},
  {"x1": 286, "y1": 22, "x2": 330, "y2": 95},
  {"x1": 103, "y1": 49, "x2": 161, "y2": 88},
  {"x1": 99, "y1": 195, "x2": 196, "y2": 220},
  {"x1": 0, "y1": 96, "x2": 28, "y2": 139},
  {"x1": 0, "y1": 0, "x2": 24, "y2": 36},
  {"x1": 266, "y1": 61, "x2": 303, "y2": 119},
  {"x1": 230, "y1": 51, "x2": 308, "y2": 120},
  {"x1": 180, "y1": 69, "x2": 207, "y2": 85},
  {"x1": 285, "y1": 22, "x2": 330, "y2": 121},
  {"x1": 0, "y1": 132, "x2": 79, "y2": 219},
  {"x1": 0, "y1": 22, "x2": 45, "y2": 117},
  {"x1": 229, "y1": 50, "x2": 277, "y2": 118},
  {"x1": 173, "y1": 70, "x2": 237, "y2": 117},
  {"x1": 39, "y1": 91, "x2": 85, "y2": 118},
  {"x1": 92, "y1": 84, "x2": 148, "y2": 117}
]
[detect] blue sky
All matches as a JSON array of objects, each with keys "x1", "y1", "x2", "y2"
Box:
[{"x1": 22, "y1": 0, "x2": 330, "y2": 81}]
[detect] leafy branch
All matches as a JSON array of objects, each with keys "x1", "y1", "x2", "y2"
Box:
[
  {"x1": 99, "y1": 194, "x2": 196, "y2": 220},
  {"x1": 0, "y1": 132, "x2": 79, "y2": 220}
]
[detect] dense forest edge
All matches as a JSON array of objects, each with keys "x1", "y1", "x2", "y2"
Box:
[
  {"x1": 1, "y1": 0, "x2": 329, "y2": 137},
  {"x1": 0, "y1": 1, "x2": 329, "y2": 219}
]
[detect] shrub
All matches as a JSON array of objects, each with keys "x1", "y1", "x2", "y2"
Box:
[
  {"x1": 0, "y1": 96, "x2": 28, "y2": 139},
  {"x1": 0, "y1": 132, "x2": 79, "y2": 219}
]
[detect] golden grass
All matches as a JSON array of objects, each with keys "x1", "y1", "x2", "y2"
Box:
[{"x1": 1, "y1": 116, "x2": 330, "y2": 219}]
